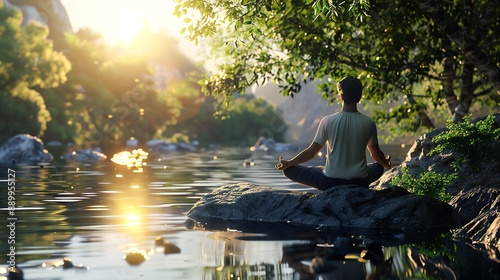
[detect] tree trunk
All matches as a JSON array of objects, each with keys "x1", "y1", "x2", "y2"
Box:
[
  {"x1": 440, "y1": 57, "x2": 458, "y2": 114},
  {"x1": 407, "y1": 94, "x2": 435, "y2": 129},
  {"x1": 474, "y1": 0, "x2": 497, "y2": 40},
  {"x1": 413, "y1": 0, "x2": 500, "y2": 95},
  {"x1": 452, "y1": 60, "x2": 475, "y2": 122}
]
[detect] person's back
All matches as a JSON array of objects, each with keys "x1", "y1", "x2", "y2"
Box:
[
  {"x1": 316, "y1": 111, "x2": 376, "y2": 180},
  {"x1": 276, "y1": 76, "x2": 391, "y2": 190}
]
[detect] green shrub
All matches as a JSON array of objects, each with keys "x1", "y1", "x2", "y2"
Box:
[
  {"x1": 429, "y1": 115, "x2": 500, "y2": 172},
  {"x1": 391, "y1": 168, "x2": 456, "y2": 202},
  {"x1": 392, "y1": 115, "x2": 499, "y2": 202}
]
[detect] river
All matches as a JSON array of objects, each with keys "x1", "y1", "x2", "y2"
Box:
[{"x1": 0, "y1": 146, "x2": 497, "y2": 279}]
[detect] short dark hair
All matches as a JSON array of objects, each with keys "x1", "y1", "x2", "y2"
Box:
[{"x1": 337, "y1": 76, "x2": 363, "y2": 104}]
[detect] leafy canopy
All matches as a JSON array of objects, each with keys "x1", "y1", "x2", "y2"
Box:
[
  {"x1": 0, "y1": 6, "x2": 70, "y2": 141},
  {"x1": 175, "y1": 0, "x2": 500, "y2": 135}
]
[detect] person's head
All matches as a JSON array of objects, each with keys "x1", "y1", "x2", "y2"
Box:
[{"x1": 337, "y1": 76, "x2": 363, "y2": 105}]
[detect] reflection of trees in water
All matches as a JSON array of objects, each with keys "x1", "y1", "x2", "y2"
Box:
[
  {"x1": 200, "y1": 232, "x2": 285, "y2": 279},
  {"x1": 196, "y1": 225, "x2": 482, "y2": 279},
  {"x1": 0, "y1": 164, "x2": 155, "y2": 263},
  {"x1": 199, "y1": 234, "x2": 385, "y2": 279},
  {"x1": 0, "y1": 166, "x2": 72, "y2": 264}
]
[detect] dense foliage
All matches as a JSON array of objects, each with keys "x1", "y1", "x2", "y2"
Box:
[
  {"x1": 429, "y1": 115, "x2": 500, "y2": 172},
  {"x1": 391, "y1": 168, "x2": 456, "y2": 202},
  {"x1": 392, "y1": 115, "x2": 500, "y2": 201},
  {"x1": 0, "y1": 4, "x2": 287, "y2": 151},
  {"x1": 208, "y1": 95, "x2": 287, "y2": 145},
  {"x1": 175, "y1": 0, "x2": 500, "y2": 135},
  {"x1": 0, "y1": 7, "x2": 70, "y2": 138},
  {"x1": 35, "y1": 28, "x2": 186, "y2": 149}
]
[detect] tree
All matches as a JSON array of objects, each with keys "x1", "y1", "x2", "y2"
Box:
[
  {"x1": 174, "y1": 0, "x2": 500, "y2": 135},
  {"x1": 41, "y1": 29, "x2": 114, "y2": 147},
  {"x1": 0, "y1": 6, "x2": 70, "y2": 142},
  {"x1": 42, "y1": 27, "x2": 207, "y2": 150},
  {"x1": 41, "y1": 29, "x2": 185, "y2": 149},
  {"x1": 201, "y1": 94, "x2": 288, "y2": 146}
]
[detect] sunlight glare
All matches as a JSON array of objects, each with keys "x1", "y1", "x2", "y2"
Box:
[
  {"x1": 65, "y1": 0, "x2": 188, "y2": 45},
  {"x1": 114, "y1": 11, "x2": 144, "y2": 43},
  {"x1": 111, "y1": 151, "x2": 132, "y2": 166},
  {"x1": 126, "y1": 214, "x2": 141, "y2": 227}
]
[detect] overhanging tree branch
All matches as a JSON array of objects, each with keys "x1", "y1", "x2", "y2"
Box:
[{"x1": 413, "y1": 0, "x2": 500, "y2": 95}]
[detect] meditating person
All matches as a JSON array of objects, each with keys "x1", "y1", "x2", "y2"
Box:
[{"x1": 275, "y1": 76, "x2": 391, "y2": 190}]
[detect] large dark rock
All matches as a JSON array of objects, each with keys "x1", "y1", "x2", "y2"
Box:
[
  {"x1": 372, "y1": 114, "x2": 500, "y2": 251},
  {"x1": 186, "y1": 183, "x2": 460, "y2": 233},
  {"x1": 373, "y1": 114, "x2": 500, "y2": 195},
  {"x1": 451, "y1": 187, "x2": 500, "y2": 256},
  {"x1": 449, "y1": 187, "x2": 500, "y2": 225},
  {"x1": 0, "y1": 134, "x2": 53, "y2": 165}
]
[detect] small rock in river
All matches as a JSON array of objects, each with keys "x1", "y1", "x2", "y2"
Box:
[
  {"x1": 8, "y1": 266, "x2": 24, "y2": 280},
  {"x1": 164, "y1": 242, "x2": 181, "y2": 254},
  {"x1": 124, "y1": 249, "x2": 149, "y2": 265},
  {"x1": 155, "y1": 236, "x2": 165, "y2": 246},
  {"x1": 62, "y1": 257, "x2": 74, "y2": 269}
]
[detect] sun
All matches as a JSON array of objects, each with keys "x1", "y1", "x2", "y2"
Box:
[
  {"x1": 117, "y1": 11, "x2": 145, "y2": 43},
  {"x1": 64, "y1": 0, "x2": 189, "y2": 45}
]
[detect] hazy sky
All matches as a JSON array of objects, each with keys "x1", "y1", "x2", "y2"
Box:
[{"x1": 61, "y1": 0, "x2": 191, "y2": 46}]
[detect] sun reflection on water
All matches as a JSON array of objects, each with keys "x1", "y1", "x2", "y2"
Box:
[
  {"x1": 126, "y1": 214, "x2": 142, "y2": 227},
  {"x1": 111, "y1": 149, "x2": 149, "y2": 171}
]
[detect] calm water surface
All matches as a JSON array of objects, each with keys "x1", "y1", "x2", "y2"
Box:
[{"x1": 0, "y1": 146, "x2": 498, "y2": 279}]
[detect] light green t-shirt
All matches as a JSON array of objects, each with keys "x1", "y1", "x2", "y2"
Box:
[{"x1": 313, "y1": 111, "x2": 377, "y2": 179}]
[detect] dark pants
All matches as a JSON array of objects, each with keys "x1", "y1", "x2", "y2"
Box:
[{"x1": 283, "y1": 163, "x2": 384, "y2": 191}]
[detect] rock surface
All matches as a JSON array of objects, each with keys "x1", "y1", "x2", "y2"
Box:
[
  {"x1": 61, "y1": 149, "x2": 107, "y2": 163},
  {"x1": 0, "y1": 134, "x2": 53, "y2": 165},
  {"x1": 3, "y1": 0, "x2": 73, "y2": 43},
  {"x1": 451, "y1": 187, "x2": 500, "y2": 252},
  {"x1": 373, "y1": 114, "x2": 500, "y2": 195},
  {"x1": 372, "y1": 114, "x2": 500, "y2": 251},
  {"x1": 186, "y1": 183, "x2": 460, "y2": 232},
  {"x1": 188, "y1": 115, "x2": 500, "y2": 252}
]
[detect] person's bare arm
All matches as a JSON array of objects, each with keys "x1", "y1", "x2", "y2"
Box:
[
  {"x1": 276, "y1": 142, "x2": 323, "y2": 170},
  {"x1": 367, "y1": 143, "x2": 392, "y2": 169}
]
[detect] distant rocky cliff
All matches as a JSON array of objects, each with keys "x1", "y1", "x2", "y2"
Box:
[{"x1": 2, "y1": 0, "x2": 72, "y2": 44}]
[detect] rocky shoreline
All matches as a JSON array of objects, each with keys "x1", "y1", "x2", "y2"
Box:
[
  {"x1": 373, "y1": 114, "x2": 500, "y2": 256},
  {"x1": 188, "y1": 114, "x2": 500, "y2": 262},
  {"x1": 1, "y1": 115, "x2": 499, "y2": 262}
]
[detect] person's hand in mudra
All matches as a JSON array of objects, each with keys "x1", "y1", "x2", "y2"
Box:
[{"x1": 275, "y1": 156, "x2": 291, "y2": 170}]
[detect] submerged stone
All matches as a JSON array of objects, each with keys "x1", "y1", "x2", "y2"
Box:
[{"x1": 186, "y1": 183, "x2": 460, "y2": 233}]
